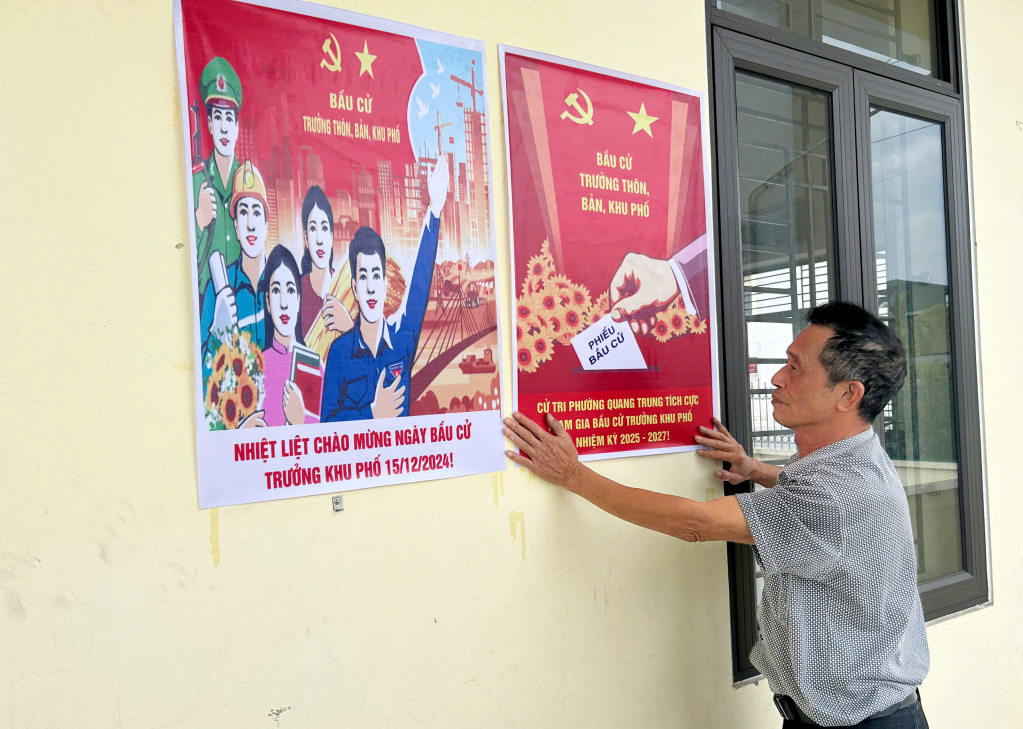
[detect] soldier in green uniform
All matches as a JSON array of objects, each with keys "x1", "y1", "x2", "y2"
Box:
[{"x1": 193, "y1": 57, "x2": 243, "y2": 296}]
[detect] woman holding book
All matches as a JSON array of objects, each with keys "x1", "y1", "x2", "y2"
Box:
[{"x1": 259, "y1": 246, "x2": 334, "y2": 426}]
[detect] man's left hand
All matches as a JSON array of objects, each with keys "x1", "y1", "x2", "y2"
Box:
[
  {"x1": 427, "y1": 155, "x2": 449, "y2": 218},
  {"x1": 504, "y1": 412, "x2": 581, "y2": 488}
]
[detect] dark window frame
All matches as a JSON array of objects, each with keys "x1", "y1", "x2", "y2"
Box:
[
  {"x1": 852, "y1": 71, "x2": 987, "y2": 620},
  {"x1": 707, "y1": 4, "x2": 987, "y2": 684},
  {"x1": 706, "y1": 0, "x2": 961, "y2": 96}
]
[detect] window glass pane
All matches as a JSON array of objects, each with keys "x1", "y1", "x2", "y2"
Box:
[
  {"x1": 718, "y1": 0, "x2": 939, "y2": 77},
  {"x1": 736, "y1": 73, "x2": 837, "y2": 475},
  {"x1": 871, "y1": 107, "x2": 962, "y2": 581}
]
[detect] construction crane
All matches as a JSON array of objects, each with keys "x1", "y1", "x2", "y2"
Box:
[
  {"x1": 449, "y1": 59, "x2": 483, "y2": 113},
  {"x1": 433, "y1": 109, "x2": 452, "y2": 157}
]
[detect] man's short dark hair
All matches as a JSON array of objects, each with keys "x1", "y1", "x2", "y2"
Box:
[
  {"x1": 807, "y1": 302, "x2": 907, "y2": 423},
  {"x1": 349, "y1": 226, "x2": 386, "y2": 279}
]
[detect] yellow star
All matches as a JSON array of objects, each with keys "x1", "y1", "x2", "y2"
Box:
[
  {"x1": 627, "y1": 103, "x2": 658, "y2": 138},
  {"x1": 355, "y1": 41, "x2": 377, "y2": 78}
]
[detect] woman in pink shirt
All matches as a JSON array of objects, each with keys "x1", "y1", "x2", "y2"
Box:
[{"x1": 259, "y1": 246, "x2": 321, "y2": 426}]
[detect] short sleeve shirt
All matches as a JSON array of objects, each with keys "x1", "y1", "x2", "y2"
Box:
[{"x1": 736, "y1": 429, "x2": 930, "y2": 726}]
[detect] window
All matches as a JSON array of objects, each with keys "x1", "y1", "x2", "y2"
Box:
[
  {"x1": 717, "y1": 0, "x2": 943, "y2": 78},
  {"x1": 708, "y1": 1, "x2": 986, "y2": 683}
]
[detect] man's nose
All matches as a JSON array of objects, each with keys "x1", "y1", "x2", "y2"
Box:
[{"x1": 770, "y1": 369, "x2": 784, "y2": 388}]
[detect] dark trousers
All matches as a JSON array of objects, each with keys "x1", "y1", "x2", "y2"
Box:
[{"x1": 783, "y1": 699, "x2": 929, "y2": 729}]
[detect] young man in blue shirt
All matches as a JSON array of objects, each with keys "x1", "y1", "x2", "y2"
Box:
[{"x1": 320, "y1": 157, "x2": 449, "y2": 422}]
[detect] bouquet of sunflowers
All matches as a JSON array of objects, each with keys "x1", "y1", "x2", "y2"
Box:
[{"x1": 203, "y1": 327, "x2": 264, "y2": 430}]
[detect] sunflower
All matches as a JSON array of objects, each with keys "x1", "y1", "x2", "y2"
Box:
[
  {"x1": 219, "y1": 391, "x2": 242, "y2": 429},
  {"x1": 527, "y1": 253, "x2": 553, "y2": 279},
  {"x1": 212, "y1": 342, "x2": 232, "y2": 376},
  {"x1": 670, "y1": 311, "x2": 687, "y2": 334},
  {"x1": 547, "y1": 273, "x2": 573, "y2": 294},
  {"x1": 563, "y1": 306, "x2": 584, "y2": 334},
  {"x1": 205, "y1": 373, "x2": 223, "y2": 413},
  {"x1": 592, "y1": 291, "x2": 611, "y2": 318},
  {"x1": 229, "y1": 349, "x2": 246, "y2": 378},
  {"x1": 540, "y1": 239, "x2": 555, "y2": 264},
  {"x1": 531, "y1": 332, "x2": 553, "y2": 366},
  {"x1": 690, "y1": 317, "x2": 708, "y2": 335},
  {"x1": 540, "y1": 292, "x2": 558, "y2": 313},
  {"x1": 653, "y1": 317, "x2": 672, "y2": 343},
  {"x1": 516, "y1": 332, "x2": 540, "y2": 374},
  {"x1": 236, "y1": 372, "x2": 259, "y2": 419},
  {"x1": 569, "y1": 283, "x2": 590, "y2": 309}
]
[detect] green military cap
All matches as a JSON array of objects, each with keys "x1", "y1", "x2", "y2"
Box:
[{"x1": 200, "y1": 57, "x2": 242, "y2": 110}]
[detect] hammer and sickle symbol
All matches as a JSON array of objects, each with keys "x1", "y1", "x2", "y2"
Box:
[
  {"x1": 560, "y1": 88, "x2": 594, "y2": 125},
  {"x1": 320, "y1": 33, "x2": 342, "y2": 72}
]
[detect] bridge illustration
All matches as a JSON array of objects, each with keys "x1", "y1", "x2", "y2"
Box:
[{"x1": 410, "y1": 275, "x2": 497, "y2": 402}]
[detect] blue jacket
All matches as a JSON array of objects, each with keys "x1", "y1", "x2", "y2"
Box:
[
  {"x1": 321, "y1": 214, "x2": 439, "y2": 421},
  {"x1": 199, "y1": 262, "x2": 264, "y2": 379}
]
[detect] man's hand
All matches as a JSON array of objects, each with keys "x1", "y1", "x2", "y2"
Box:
[
  {"x1": 321, "y1": 295, "x2": 354, "y2": 334},
  {"x1": 503, "y1": 412, "x2": 581, "y2": 488},
  {"x1": 608, "y1": 253, "x2": 680, "y2": 335},
  {"x1": 695, "y1": 417, "x2": 777, "y2": 486},
  {"x1": 427, "y1": 155, "x2": 449, "y2": 218},
  {"x1": 196, "y1": 181, "x2": 217, "y2": 230},
  {"x1": 283, "y1": 380, "x2": 306, "y2": 425},
  {"x1": 211, "y1": 287, "x2": 237, "y2": 332},
  {"x1": 371, "y1": 369, "x2": 405, "y2": 419}
]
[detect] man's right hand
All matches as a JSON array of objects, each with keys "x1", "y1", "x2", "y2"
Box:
[
  {"x1": 695, "y1": 417, "x2": 773, "y2": 486},
  {"x1": 196, "y1": 181, "x2": 217, "y2": 230},
  {"x1": 370, "y1": 368, "x2": 405, "y2": 419},
  {"x1": 212, "y1": 287, "x2": 237, "y2": 332},
  {"x1": 608, "y1": 253, "x2": 680, "y2": 335}
]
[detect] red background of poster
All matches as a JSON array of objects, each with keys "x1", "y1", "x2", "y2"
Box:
[
  {"x1": 181, "y1": 0, "x2": 421, "y2": 190},
  {"x1": 505, "y1": 53, "x2": 713, "y2": 456}
]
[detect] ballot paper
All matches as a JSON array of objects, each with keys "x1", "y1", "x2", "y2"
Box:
[{"x1": 571, "y1": 314, "x2": 648, "y2": 371}]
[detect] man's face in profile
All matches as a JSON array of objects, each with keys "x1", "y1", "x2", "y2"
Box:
[
  {"x1": 770, "y1": 324, "x2": 841, "y2": 429},
  {"x1": 353, "y1": 251, "x2": 385, "y2": 324}
]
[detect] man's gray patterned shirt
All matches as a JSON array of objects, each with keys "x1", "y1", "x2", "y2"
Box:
[{"x1": 736, "y1": 428, "x2": 929, "y2": 726}]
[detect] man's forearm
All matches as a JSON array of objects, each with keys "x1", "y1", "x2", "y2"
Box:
[
  {"x1": 750, "y1": 460, "x2": 783, "y2": 488},
  {"x1": 561, "y1": 464, "x2": 753, "y2": 544}
]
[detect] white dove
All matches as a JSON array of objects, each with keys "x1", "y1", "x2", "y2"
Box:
[
  {"x1": 416, "y1": 96, "x2": 429, "y2": 118},
  {"x1": 436, "y1": 58, "x2": 445, "y2": 74},
  {"x1": 430, "y1": 83, "x2": 440, "y2": 98}
]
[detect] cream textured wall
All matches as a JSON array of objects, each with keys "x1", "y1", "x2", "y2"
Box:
[{"x1": 0, "y1": 0, "x2": 1018, "y2": 727}]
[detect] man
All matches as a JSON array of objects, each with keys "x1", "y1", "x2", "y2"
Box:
[
  {"x1": 320, "y1": 157, "x2": 449, "y2": 422},
  {"x1": 193, "y1": 57, "x2": 243, "y2": 296},
  {"x1": 200, "y1": 161, "x2": 268, "y2": 357},
  {"x1": 502, "y1": 302, "x2": 930, "y2": 728}
]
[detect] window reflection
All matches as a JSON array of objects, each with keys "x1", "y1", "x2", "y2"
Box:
[
  {"x1": 871, "y1": 107, "x2": 962, "y2": 581},
  {"x1": 718, "y1": 0, "x2": 939, "y2": 77},
  {"x1": 736, "y1": 73, "x2": 836, "y2": 468}
]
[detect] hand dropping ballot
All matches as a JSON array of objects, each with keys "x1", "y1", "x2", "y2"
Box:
[{"x1": 571, "y1": 314, "x2": 647, "y2": 371}]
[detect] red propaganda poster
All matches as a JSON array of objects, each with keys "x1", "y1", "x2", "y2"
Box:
[
  {"x1": 174, "y1": 0, "x2": 505, "y2": 508},
  {"x1": 500, "y1": 47, "x2": 718, "y2": 460}
]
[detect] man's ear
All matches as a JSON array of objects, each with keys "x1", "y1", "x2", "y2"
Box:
[
  {"x1": 837, "y1": 380, "x2": 866, "y2": 415},
  {"x1": 207, "y1": 114, "x2": 214, "y2": 135},
  {"x1": 350, "y1": 275, "x2": 357, "y2": 299}
]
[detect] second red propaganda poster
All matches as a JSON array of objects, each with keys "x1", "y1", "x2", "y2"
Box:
[{"x1": 500, "y1": 47, "x2": 718, "y2": 460}]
